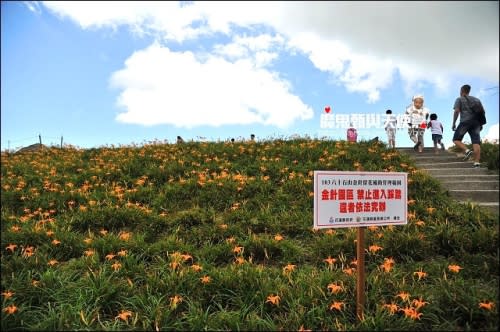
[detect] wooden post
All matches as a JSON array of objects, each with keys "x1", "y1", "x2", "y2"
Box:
[
  {"x1": 356, "y1": 227, "x2": 366, "y2": 321},
  {"x1": 39, "y1": 134, "x2": 42, "y2": 145}
]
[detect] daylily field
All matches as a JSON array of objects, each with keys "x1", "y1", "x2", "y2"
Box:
[{"x1": 1, "y1": 138, "x2": 498, "y2": 331}]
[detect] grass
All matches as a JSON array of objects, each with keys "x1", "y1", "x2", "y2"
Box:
[{"x1": 1, "y1": 138, "x2": 498, "y2": 331}]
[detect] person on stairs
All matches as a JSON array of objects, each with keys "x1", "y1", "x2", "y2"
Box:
[
  {"x1": 452, "y1": 84, "x2": 483, "y2": 169},
  {"x1": 427, "y1": 113, "x2": 446, "y2": 154},
  {"x1": 384, "y1": 109, "x2": 397, "y2": 149},
  {"x1": 405, "y1": 95, "x2": 429, "y2": 153}
]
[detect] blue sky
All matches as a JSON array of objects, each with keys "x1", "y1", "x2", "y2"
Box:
[{"x1": 2, "y1": 1, "x2": 499, "y2": 151}]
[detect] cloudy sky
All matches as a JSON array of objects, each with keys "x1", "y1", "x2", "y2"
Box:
[{"x1": 1, "y1": 1, "x2": 498, "y2": 150}]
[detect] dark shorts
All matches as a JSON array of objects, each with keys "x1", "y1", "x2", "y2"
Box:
[
  {"x1": 432, "y1": 134, "x2": 443, "y2": 143},
  {"x1": 452, "y1": 120, "x2": 481, "y2": 144}
]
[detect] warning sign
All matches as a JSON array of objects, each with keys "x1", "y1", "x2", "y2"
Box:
[{"x1": 314, "y1": 171, "x2": 407, "y2": 229}]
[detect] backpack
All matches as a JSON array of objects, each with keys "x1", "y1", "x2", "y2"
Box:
[
  {"x1": 347, "y1": 128, "x2": 357, "y2": 142},
  {"x1": 463, "y1": 96, "x2": 486, "y2": 125}
]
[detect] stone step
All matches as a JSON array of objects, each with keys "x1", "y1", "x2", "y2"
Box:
[
  {"x1": 415, "y1": 161, "x2": 479, "y2": 169},
  {"x1": 438, "y1": 180, "x2": 499, "y2": 190},
  {"x1": 433, "y1": 174, "x2": 499, "y2": 181},
  {"x1": 397, "y1": 147, "x2": 498, "y2": 216},
  {"x1": 423, "y1": 168, "x2": 494, "y2": 176},
  {"x1": 447, "y1": 189, "x2": 499, "y2": 202},
  {"x1": 412, "y1": 155, "x2": 464, "y2": 162}
]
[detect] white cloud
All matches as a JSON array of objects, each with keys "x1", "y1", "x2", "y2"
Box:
[
  {"x1": 40, "y1": 1, "x2": 499, "y2": 122},
  {"x1": 24, "y1": 1, "x2": 42, "y2": 14},
  {"x1": 213, "y1": 33, "x2": 284, "y2": 67},
  {"x1": 484, "y1": 123, "x2": 499, "y2": 143},
  {"x1": 109, "y1": 42, "x2": 313, "y2": 128},
  {"x1": 42, "y1": 1, "x2": 499, "y2": 83}
]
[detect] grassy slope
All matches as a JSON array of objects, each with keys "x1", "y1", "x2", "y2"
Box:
[{"x1": 1, "y1": 138, "x2": 498, "y2": 331}]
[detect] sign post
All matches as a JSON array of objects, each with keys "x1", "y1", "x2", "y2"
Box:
[
  {"x1": 356, "y1": 227, "x2": 365, "y2": 320},
  {"x1": 313, "y1": 171, "x2": 407, "y2": 321}
]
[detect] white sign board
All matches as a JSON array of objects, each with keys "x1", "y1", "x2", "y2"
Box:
[{"x1": 314, "y1": 171, "x2": 407, "y2": 229}]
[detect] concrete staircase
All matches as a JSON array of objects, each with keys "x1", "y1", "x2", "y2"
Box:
[{"x1": 397, "y1": 147, "x2": 499, "y2": 216}]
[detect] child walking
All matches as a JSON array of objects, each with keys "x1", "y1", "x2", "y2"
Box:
[
  {"x1": 384, "y1": 109, "x2": 397, "y2": 148},
  {"x1": 427, "y1": 113, "x2": 445, "y2": 154}
]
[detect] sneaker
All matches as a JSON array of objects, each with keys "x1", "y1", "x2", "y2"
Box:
[
  {"x1": 463, "y1": 149, "x2": 473, "y2": 161},
  {"x1": 440, "y1": 143, "x2": 445, "y2": 150},
  {"x1": 413, "y1": 142, "x2": 421, "y2": 151},
  {"x1": 472, "y1": 163, "x2": 480, "y2": 169}
]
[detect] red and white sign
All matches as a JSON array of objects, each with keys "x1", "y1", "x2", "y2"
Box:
[{"x1": 314, "y1": 171, "x2": 407, "y2": 229}]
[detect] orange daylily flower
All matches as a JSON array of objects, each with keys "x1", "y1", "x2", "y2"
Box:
[
  {"x1": 329, "y1": 301, "x2": 345, "y2": 311},
  {"x1": 116, "y1": 310, "x2": 132, "y2": 321},
  {"x1": 412, "y1": 297, "x2": 429, "y2": 309},
  {"x1": 327, "y1": 283, "x2": 343, "y2": 294},
  {"x1": 117, "y1": 249, "x2": 127, "y2": 257},
  {"x1": 5, "y1": 244, "x2": 17, "y2": 252},
  {"x1": 414, "y1": 270, "x2": 427, "y2": 281},
  {"x1": 343, "y1": 267, "x2": 355, "y2": 276},
  {"x1": 426, "y1": 207, "x2": 436, "y2": 214},
  {"x1": 283, "y1": 264, "x2": 296, "y2": 274},
  {"x1": 274, "y1": 234, "x2": 284, "y2": 241},
  {"x1": 368, "y1": 245, "x2": 383, "y2": 253},
  {"x1": 226, "y1": 237, "x2": 236, "y2": 243},
  {"x1": 84, "y1": 249, "x2": 95, "y2": 257},
  {"x1": 181, "y1": 254, "x2": 192, "y2": 262},
  {"x1": 3, "y1": 305, "x2": 18, "y2": 315},
  {"x1": 119, "y1": 232, "x2": 132, "y2": 241},
  {"x1": 218, "y1": 224, "x2": 228, "y2": 229},
  {"x1": 10, "y1": 225, "x2": 21, "y2": 233},
  {"x1": 200, "y1": 275, "x2": 211, "y2": 284},
  {"x1": 266, "y1": 294, "x2": 281, "y2": 305},
  {"x1": 233, "y1": 246, "x2": 244, "y2": 254},
  {"x1": 83, "y1": 237, "x2": 93, "y2": 244},
  {"x1": 105, "y1": 253, "x2": 116, "y2": 261},
  {"x1": 21, "y1": 246, "x2": 35, "y2": 258},
  {"x1": 448, "y1": 264, "x2": 463, "y2": 273},
  {"x1": 415, "y1": 220, "x2": 425, "y2": 226},
  {"x1": 170, "y1": 295, "x2": 183, "y2": 308},
  {"x1": 323, "y1": 256, "x2": 337, "y2": 266},
  {"x1": 234, "y1": 257, "x2": 245, "y2": 265},
  {"x1": 325, "y1": 229, "x2": 335, "y2": 235},
  {"x1": 111, "y1": 261, "x2": 122, "y2": 271},
  {"x1": 380, "y1": 257, "x2": 395, "y2": 273},
  {"x1": 191, "y1": 264, "x2": 203, "y2": 272},
  {"x1": 382, "y1": 303, "x2": 398, "y2": 315},
  {"x1": 298, "y1": 325, "x2": 312, "y2": 332},
  {"x1": 47, "y1": 259, "x2": 58, "y2": 266},
  {"x1": 396, "y1": 291, "x2": 410, "y2": 302},
  {"x1": 400, "y1": 306, "x2": 422, "y2": 320},
  {"x1": 407, "y1": 199, "x2": 416, "y2": 205},
  {"x1": 99, "y1": 229, "x2": 108, "y2": 236},
  {"x1": 51, "y1": 239, "x2": 61, "y2": 246},
  {"x1": 479, "y1": 301, "x2": 495, "y2": 311},
  {"x1": 46, "y1": 230, "x2": 55, "y2": 237},
  {"x1": 1, "y1": 291, "x2": 14, "y2": 299}
]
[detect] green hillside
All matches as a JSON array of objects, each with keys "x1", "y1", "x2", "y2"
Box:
[{"x1": 1, "y1": 138, "x2": 498, "y2": 331}]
